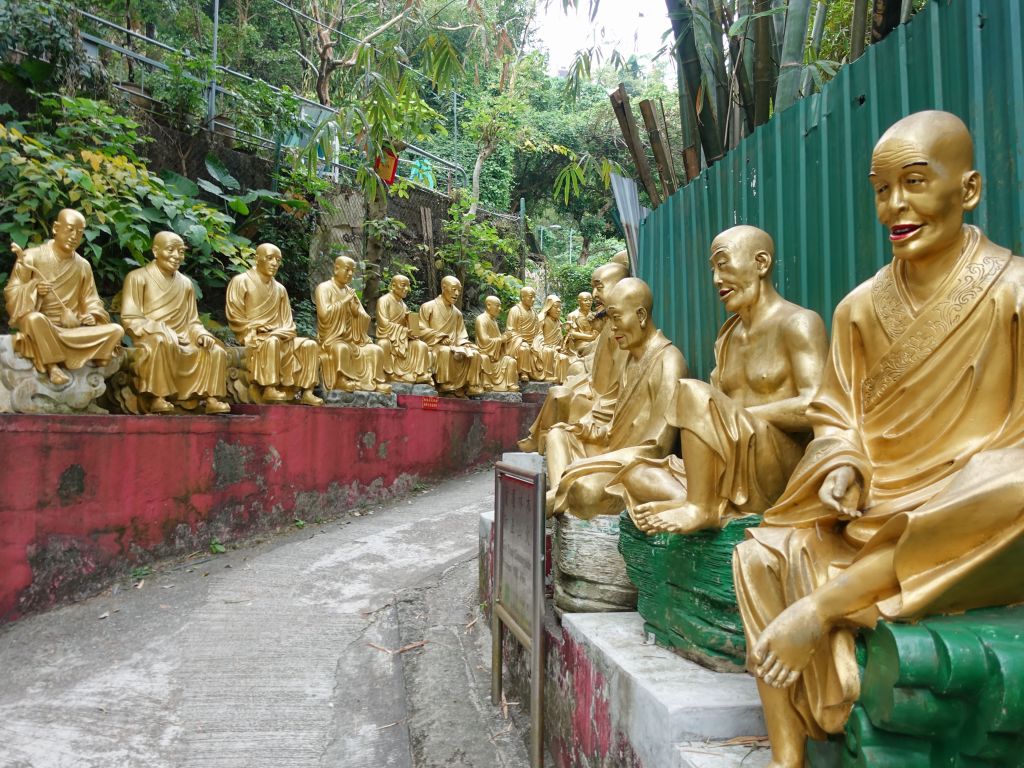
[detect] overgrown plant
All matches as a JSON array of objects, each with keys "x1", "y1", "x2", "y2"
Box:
[{"x1": 437, "y1": 196, "x2": 522, "y2": 309}]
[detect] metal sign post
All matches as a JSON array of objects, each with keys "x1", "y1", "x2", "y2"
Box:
[{"x1": 491, "y1": 462, "x2": 546, "y2": 767}]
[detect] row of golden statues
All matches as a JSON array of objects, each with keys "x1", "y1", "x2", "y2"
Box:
[
  {"x1": 3, "y1": 217, "x2": 595, "y2": 413},
  {"x1": 532, "y1": 111, "x2": 1024, "y2": 766}
]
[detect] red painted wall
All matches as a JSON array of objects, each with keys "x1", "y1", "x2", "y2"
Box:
[{"x1": 0, "y1": 396, "x2": 538, "y2": 623}]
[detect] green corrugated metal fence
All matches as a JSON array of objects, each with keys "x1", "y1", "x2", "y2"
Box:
[{"x1": 638, "y1": 0, "x2": 1024, "y2": 379}]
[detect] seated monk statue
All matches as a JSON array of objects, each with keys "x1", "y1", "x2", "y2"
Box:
[
  {"x1": 375, "y1": 274, "x2": 432, "y2": 385},
  {"x1": 518, "y1": 258, "x2": 630, "y2": 453},
  {"x1": 546, "y1": 277, "x2": 688, "y2": 518},
  {"x1": 609, "y1": 225, "x2": 828, "y2": 534},
  {"x1": 474, "y1": 295, "x2": 519, "y2": 392},
  {"x1": 225, "y1": 243, "x2": 322, "y2": 406},
  {"x1": 506, "y1": 286, "x2": 553, "y2": 382},
  {"x1": 4, "y1": 208, "x2": 123, "y2": 385},
  {"x1": 733, "y1": 111, "x2": 1024, "y2": 768},
  {"x1": 315, "y1": 255, "x2": 391, "y2": 394},
  {"x1": 536, "y1": 294, "x2": 570, "y2": 383},
  {"x1": 417, "y1": 276, "x2": 482, "y2": 396},
  {"x1": 563, "y1": 291, "x2": 600, "y2": 358},
  {"x1": 120, "y1": 231, "x2": 230, "y2": 414}
]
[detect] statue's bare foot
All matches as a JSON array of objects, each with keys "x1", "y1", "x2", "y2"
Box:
[
  {"x1": 204, "y1": 397, "x2": 231, "y2": 415},
  {"x1": 645, "y1": 502, "x2": 719, "y2": 534},
  {"x1": 46, "y1": 364, "x2": 70, "y2": 387},
  {"x1": 467, "y1": 385, "x2": 483, "y2": 396},
  {"x1": 376, "y1": 383, "x2": 393, "y2": 395},
  {"x1": 753, "y1": 596, "x2": 826, "y2": 689},
  {"x1": 262, "y1": 385, "x2": 289, "y2": 402},
  {"x1": 299, "y1": 389, "x2": 324, "y2": 406},
  {"x1": 633, "y1": 499, "x2": 684, "y2": 528},
  {"x1": 149, "y1": 395, "x2": 175, "y2": 414}
]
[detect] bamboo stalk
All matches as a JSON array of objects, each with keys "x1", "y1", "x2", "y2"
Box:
[
  {"x1": 668, "y1": 0, "x2": 724, "y2": 165},
  {"x1": 800, "y1": 1, "x2": 828, "y2": 98},
  {"x1": 900, "y1": 0, "x2": 914, "y2": 23},
  {"x1": 639, "y1": 99, "x2": 677, "y2": 197},
  {"x1": 774, "y1": 0, "x2": 814, "y2": 113},
  {"x1": 753, "y1": 0, "x2": 774, "y2": 125},
  {"x1": 658, "y1": 98, "x2": 683, "y2": 189},
  {"x1": 851, "y1": 0, "x2": 869, "y2": 60},
  {"x1": 610, "y1": 85, "x2": 662, "y2": 207},
  {"x1": 665, "y1": 0, "x2": 702, "y2": 176}
]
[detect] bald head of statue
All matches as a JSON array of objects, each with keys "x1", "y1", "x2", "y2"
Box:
[
  {"x1": 332, "y1": 255, "x2": 356, "y2": 286},
  {"x1": 605, "y1": 277, "x2": 655, "y2": 354},
  {"x1": 440, "y1": 275, "x2": 462, "y2": 305},
  {"x1": 591, "y1": 259, "x2": 630, "y2": 310},
  {"x1": 870, "y1": 110, "x2": 981, "y2": 264},
  {"x1": 152, "y1": 231, "x2": 186, "y2": 276},
  {"x1": 710, "y1": 225, "x2": 777, "y2": 314}
]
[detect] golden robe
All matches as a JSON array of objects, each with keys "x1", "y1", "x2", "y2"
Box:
[
  {"x1": 417, "y1": 298, "x2": 481, "y2": 392},
  {"x1": 564, "y1": 308, "x2": 599, "y2": 358},
  {"x1": 536, "y1": 314, "x2": 569, "y2": 383},
  {"x1": 4, "y1": 241, "x2": 123, "y2": 372},
  {"x1": 121, "y1": 261, "x2": 226, "y2": 399},
  {"x1": 315, "y1": 280, "x2": 386, "y2": 391},
  {"x1": 549, "y1": 331, "x2": 688, "y2": 518},
  {"x1": 734, "y1": 227, "x2": 1024, "y2": 736},
  {"x1": 609, "y1": 316, "x2": 808, "y2": 524},
  {"x1": 375, "y1": 291, "x2": 432, "y2": 384},
  {"x1": 225, "y1": 268, "x2": 318, "y2": 390},
  {"x1": 507, "y1": 303, "x2": 553, "y2": 380},
  {"x1": 474, "y1": 313, "x2": 518, "y2": 392}
]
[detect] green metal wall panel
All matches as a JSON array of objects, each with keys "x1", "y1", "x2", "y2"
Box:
[{"x1": 639, "y1": 0, "x2": 1024, "y2": 378}]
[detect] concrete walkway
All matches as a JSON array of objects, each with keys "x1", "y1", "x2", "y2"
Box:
[{"x1": 0, "y1": 470, "x2": 529, "y2": 768}]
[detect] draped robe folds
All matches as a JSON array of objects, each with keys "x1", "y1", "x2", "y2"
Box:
[
  {"x1": 4, "y1": 241, "x2": 123, "y2": 372},
  {"x1": 375, "y1": 292, "x2": 432, "y2": 383},
  {"x1": 549, "y1": 331, "x2": 688, "y2": 518},
  {"x1": 507, "y1": 303, "x2": 553, "y2": 380},
  {"x1": 474, "y1": 313, "x2": 518, "y2": 391},
  {"x1": 536, "y1": 314, "x2": 569, "y2": 382},
  {"x1": 121, "y1": 262, "x2": 226, "y2": 399},
  {"x1": 225, "y1": 268, "x2": 318, "y2": 390},
  {"x1": 734, "y1": 227, "x2": 1024, "y2": 737},
  {"x1": 520, "y1": 321, "x2": 629, "y2": 453},
  {"x1": 608, "y1": 315, "x2": 808, "y2": 524},
  {"x1": 315, "y1": 280, "x2": 386, "y2": 391},
  {"x1": 417, "y1": 298, "x2": 481, "y2": 392},
  {"x1": 564, "y1": 309, "x2": 599, "y2": 358}
]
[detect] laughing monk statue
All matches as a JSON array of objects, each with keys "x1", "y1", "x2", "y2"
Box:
[
  {"x1": 734, "y1": 111, "x2": 1024, "y2": 768},
  {"x1": 518, "y1": 257, "x2": 630, "y2": 453},
  {"x1": 546, "y1": 277, "x2": 688, "y2": 518},
  {"x1": 609, "y1": 225, "x2": 827, "y2": 533},
  {"x1": 225, "y1": 243, "x2": 322, "y2": 405},
  {"x1": 376, "y1": 274, "x2": 432, "y2": 385},
  {"x1": 5, "y1": 209, "x2": 123, "y2": 385},
  {"x1": 120, "y1": 231, "x2": 230, "y2": 414},
  {"x1": 474, "y1": 295, "x2": 519, "y2": 392},
  {"x1": 315, "y1": 255, "x2": 390, "y2": 394},
  {"x1": 417, "y1": 276, "x2": 482, "y2": 396}
]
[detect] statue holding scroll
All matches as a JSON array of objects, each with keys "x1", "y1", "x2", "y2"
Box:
[
  {"x1": 315, "y1": 256, "x2": 390, "y2": 394},
  {"x1": 545, "y1": 277, "x2": 688, "y2": 519},
  {"x1": 734, "y1": 111, "x2": 1024, "y2": 768},
  {"x1": 474, "y1": 295, "x2": 519, "y2": 392},
  {"x1": 417, "y1": 276, "x2": 482, "y2": 396},
  {"x1": 120, "y1": 231, "x2": 230, "y2": 414},
  {"x1": 4, "y1": 209, "x2": 123, "y2": 385},
  {"x1": 375, "y1": 274, "x2": 433, "y2": 385},
  {"x1": 609, "y1": 226, "x2": 828, "y2": 534},
  {"x1": 225, "y1": 243, "x2": 322, "y2": 406},
  {"x1": 563, "y1": 291, "x2": 600, "y2": 358}
]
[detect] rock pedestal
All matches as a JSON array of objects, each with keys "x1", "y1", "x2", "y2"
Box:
[
  {"x1": 554, "y1": 513, "x2": 637, "y2": 613},
  {"x1": 322, "y1": 389, "x2": 399, "y2": 408},
  {"x1": 0, "y1": 335, "x2": 119, "y2": 414}
]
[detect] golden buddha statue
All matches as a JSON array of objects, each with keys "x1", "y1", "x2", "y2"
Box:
[
  {"x1": 4, "y1": 209, "x2": 124, "y2": 385},
  {"x1": 563, "y1": 291, "x2": 600, "y2": 358},
  {"x1": 734, "y1": 111, "x2": 1024, "y2": 768},
  {"x1": 473, "y1": 295, "x2": 519, "y2": 392},
  {"x1": 225, "y1": 243, "x2": 322, "y2": 406},
  {"x1": 417, "y1": 276, "x2": 482, "y2": 396},
  {"x1": 609, "y1": 226, "x2": 827, "y2": 534},
  {"x1": 546, "y1": 277, "x2": 688, "y2": 518},
  {"x1": 375, "y1": 274, "x2": 433, "y2": 384},
  {"x1": 536, "y1": 294, "x2": 569, "y2": 383},
  {"x1": 518, "y1": 258, "x2": 630, "y2": 453},
  {"x1": 506, "y1": 286, "x2": 554, "y2": 382},
  {"x1": 315, "y1": 256, "x2": 391, "y2": 394},
  {"x1": 120, "y1": 231, "x2": 230, "y2": 414}
]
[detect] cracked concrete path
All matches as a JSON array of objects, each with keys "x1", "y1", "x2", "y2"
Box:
[{"x1": 0, "y1": 469, "x2": 529, "y2": 768}]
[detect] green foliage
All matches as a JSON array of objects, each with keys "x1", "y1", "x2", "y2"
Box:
[
  {"x1": 209, "y1": 537, "x2": 226, "y2": 554},
  {"x1": 0, "y1": 0, "x2": 108, "y2": 94},
  {"x1": 437, "y1": 196, "x2": 522, "y2": 307},
  {"x1": 0, "y1": 95, "x2": 248, "y2": 295},
  {"x1": 363, "y1": 216, "x2": 407, "y2": 248},
  {"x1": 548, "y1": 250, "x2": 613, "y2": 314},
  {"x1": 150, "y1": 54, "x2": 214, "y2": 134},
  {"x1": 229, "y1": 79, "x2": 306, "y2": 147}
]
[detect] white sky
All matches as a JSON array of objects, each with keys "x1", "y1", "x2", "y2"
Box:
[{"x1": 531, "y1": 0, "x2": 673, "y2": 75}]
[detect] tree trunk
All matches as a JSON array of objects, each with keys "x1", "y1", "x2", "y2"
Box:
[
  {"x1": 851, "y1": 0, "x2": 870, "y2": 60},
  {"x1": 775, "y1": 0, "x2": 814, "y2": 113},
  {"x1": 468, "y1": 142, "x2": 496, "y2": 216},
  {"x1": 580, "y1": 235, "x2": 591, "y2": 265},
  {"x1": 753, "y1": 0, "x2": 774, "y2": 125},
  {"x1": 363, "y1": 192, "x2": 388, "y2": 319}
]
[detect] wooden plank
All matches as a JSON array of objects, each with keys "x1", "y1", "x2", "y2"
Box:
[
  {"x1": 609, "y1": 84, "x2": 662, "y2": 207},
  {"x1": 639, "y1": 98, "x2": 677, "y2": 198}
]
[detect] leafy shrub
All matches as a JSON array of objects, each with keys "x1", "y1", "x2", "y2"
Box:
[{"x1": 437, "y1": 196, "x2": 522, "y2": 308}]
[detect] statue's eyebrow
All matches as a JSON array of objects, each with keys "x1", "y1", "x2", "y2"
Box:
[{"x1": 903, "y1": 161, "x2": 929, "y2": 168}]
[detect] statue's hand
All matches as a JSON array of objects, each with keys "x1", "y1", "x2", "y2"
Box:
[
  {"x1": 80, "y1": 314, "x2": 96, "y2": 326},
  {"x1": 197, "y1": 334, "x2": 215, "y2": 349},
  {"x1": 819, "y1": 465, "x2": 863, "y2": 518},
  {"x1": 36, "y1": 281, "x2": 52, "y2": 297}
]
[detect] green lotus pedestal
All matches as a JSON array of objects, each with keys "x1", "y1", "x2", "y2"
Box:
[{"x1": 617, "y1": 511, "x2": 759, "y2": 672}]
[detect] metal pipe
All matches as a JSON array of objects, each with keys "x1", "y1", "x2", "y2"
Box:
[{"x1": 208, "y1": 0, "x2": 220, "y2": 131}]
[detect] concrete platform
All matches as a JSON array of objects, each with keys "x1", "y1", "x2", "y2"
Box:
[{"x1": 675, "y1": 742, "x2": 771, "y2": 768}]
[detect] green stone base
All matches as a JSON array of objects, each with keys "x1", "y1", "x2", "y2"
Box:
[
  {"x1": 617, "y1": 511, "x2": 759, "y2": 672},
  {"x1": 806, "y1": 605, "x2": 1024, "y2": 767}
]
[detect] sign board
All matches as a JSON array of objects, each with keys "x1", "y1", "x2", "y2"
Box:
[{"x1": 492, "y1": 462, "x2": 546, "y2": 768}]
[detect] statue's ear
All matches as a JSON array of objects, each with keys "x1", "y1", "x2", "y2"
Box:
[
  {"x1": 962, "y1": 170, "x2": 982, "y2": 212},
  {"x1": 755, "y1": 249, "x2": 772, "y2": 276},
  {"x1": 637, "y1": 306, "x2": 649, "y2": 328}
]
